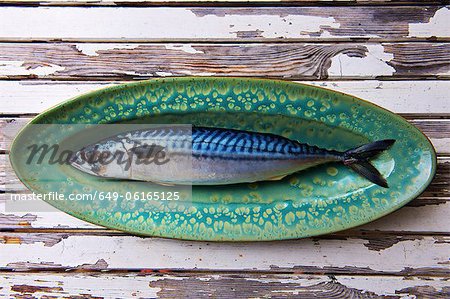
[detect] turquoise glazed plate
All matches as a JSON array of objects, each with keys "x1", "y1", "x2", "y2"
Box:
[{"x1": 10, "y1": 77, "x2": 436, "y2": 241}]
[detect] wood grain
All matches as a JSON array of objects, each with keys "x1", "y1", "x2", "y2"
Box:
[
  {"x1": 0, "y1": 6, "x2": 448, "y2": 41},
  {"x1": 0, "y1": 43, "x2": 449, "y2": 80},
  {"x1": 1, "y1": 272, "x2": 449, "y2": 298}
]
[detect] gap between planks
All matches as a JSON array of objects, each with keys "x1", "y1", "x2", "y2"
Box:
[
  {"x1": 0, "y1": 269, "x2": 447, "y2": 276},
  {"x1": 0, "y1": 38, "x2": 449, "y2": 43},
  {"x1": 0, "y1": 269, "x2": 449, "y2": 277}
]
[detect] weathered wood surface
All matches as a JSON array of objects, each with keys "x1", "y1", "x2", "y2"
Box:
[
  {"x1": 0, "y1": 0, "x2": 449, "y2": 297},
  {"x1": 0, "y1": 231, "x2": 448, "y2": 273},
  {"x1": 0, "y1": 43, "x2": 449, "y2": 80},
  {"x1": 0, "y1": 6, "x2": 449, "y2": 41},
  {"x1": 1, "y1": 80, "x2": 449, "y2": 115},
  {"x1": 1, "y1": 273, "x2": 449, "y2": 298}
]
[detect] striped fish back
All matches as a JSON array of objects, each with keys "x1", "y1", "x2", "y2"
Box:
[
  {"x1": 192, "y1": 127, "x2": 323, "y2": 158},
  {"x1": 120, "y1": 126, "x2": 332, "y2": 158}
]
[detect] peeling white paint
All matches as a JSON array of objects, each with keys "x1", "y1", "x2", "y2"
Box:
[
  {"x1": 244, "y1": 277, "x2": 323, "y2": 286},
  {"x1": 0, "y1": 234, "x2": 448, "y2": 272},
  {"x1": 224, "y1": 14, "x2": 340, "y2": 38},
  {"x1": 1, "y1": 273, "x2": 447, "y2": 298},
  {"x1": 0, "y1": 81, "x2": 114, "y2": 115},
  {"x1": 1, "y1": 273, "x2": 162, "y2": 298},
  {"x1": 409, "y1": 7, "x2": 450, "y2": 37},
  {"x1": 335, "y1": 276, "x2": 447, "y2": 297},
  {"x1": 75, "y1": 44, "x2": 140, "y2": 56},
  {"x1": 0, "y1": 61, "x2": 65, "y2": 76},
  {"x1": 0, "y1": 7, "x2": 343, "y2": 39},
  {"x1": 429, "y1": 138, "x2": 450, "y2": 154},
  {"x1": 155, "y1": 71, "x2": 174, "y2": 76},
  {"x1": 179, "y1": 70, "x2": 217, "y2": 76},
  {"x1": 112, "y1": 70, "x2": 154, "y2": 77},
  {"x1": 318, "y1": 30, "x2": 334, "y2": 38},
  {"x1": 192, "y1": 72, "x2": 217, "y2": 76},
  {"x1": 0, "y1": 7, "x2": 446, "y2": 40},
  {"x1": 165, "y1": 44, "x2": 204, "y2": 54},
  {"x1": 1, "y1": 80, "x2": 448, "y2": 115},
  {"x1": 303, "y1": 80, "x2": 450, "y2": 115},
  {"x1": 328, "y1": 45, "x2": 395, "y2": 77},
  {"x1": 320, "y1": 31, "x2": 380, "y2": 39}
]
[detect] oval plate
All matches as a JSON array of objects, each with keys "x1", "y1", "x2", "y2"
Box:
[{"x1": 10, "y1": 77, "x2": 436, "y2": 241}]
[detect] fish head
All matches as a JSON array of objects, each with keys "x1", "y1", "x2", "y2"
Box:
[{"x1": 70, "y1": 139, "x2": 132, "y2": 179}]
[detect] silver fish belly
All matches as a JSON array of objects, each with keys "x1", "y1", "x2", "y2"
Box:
[{"x1": 70, "y1": 126, "x2": 395, "y2": 187}]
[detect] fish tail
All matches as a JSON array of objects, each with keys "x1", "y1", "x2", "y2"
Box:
[{"x1": 342, "y1": 139, "x2": 396, "y2": 188}]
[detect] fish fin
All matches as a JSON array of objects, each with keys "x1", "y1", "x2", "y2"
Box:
[
  {"x1": 266, "y1": 174, "x2": 288, "y2": 181},
  {"x1": 343, "y1": 139, "x2": 395, "y2": 188},
  {"x1": 347, "y1": 160, "x2": 388, "y2": 188},
  {"x1": 346, "y1": 139, "x2": 395, "y2": 159}
]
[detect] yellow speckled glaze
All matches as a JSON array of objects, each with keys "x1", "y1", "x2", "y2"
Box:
[{"x1": 9, "y1": 77, "x2": 436, "y2": 241}]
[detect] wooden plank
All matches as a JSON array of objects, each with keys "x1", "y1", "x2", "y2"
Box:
[
  {"x1": 357, "y1": 199, "x2": 450, "y2": 233},
  {"x1": 1, "y1": 80, "x2": 449, "y2": 115},
  {"x1": 0, "y1": 211, "x2": 101, "y2": 229},
  {"x1": 0, "y1": 0, "x2": 446, "y2": 7},
  {"x1": 1, "y1": 141, "x2": 448, "y2": 196},
  {"x1": 2, "y1": 117, "x2": 449, "y2": 155},
  {"x1": 1, "y1": 156, "x2": 449, "y2": 232},
  {"x1": 1, "y1": 160, "x2": 449, "y2": 231},
  {"x1": 1, "y1": 272, "x2": 449, "y2": 298},
  {"x1": 0, "y1": 197, "x2": 449, "y2": 232},
  {"x1": 1, "y1": 155, "x2": 449, "y2": 231},
  {"x1": 0, "y1": 43, "x2": 449, "y2": 80},
  {"x1": 0, "y1": 6, "x2": 448, "y2": 41},
  {"x1": 0, "y1": 232, "x2": 448, "y2": 273},
  {"x1": 1, "y1": 115, "x2": 448, "y2": 232}
]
